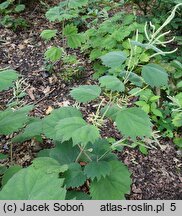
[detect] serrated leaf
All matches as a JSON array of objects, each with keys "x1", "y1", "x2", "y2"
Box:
[
  {"x1": 40, "y1": 29, "x2": 57, "y2": 41},
  {"x1": 175, "y1": 93, "x2": 182, "y2": 107},
  {"x1": 14, "y1": 4, "x2": 25, "y2": 13},
  {"x1": 90, "y1": 161, "x2": 131, "y2": 200},
  {"x1": 45, "y1": 5, "x2": 78, "y2": 22},
  {"x1": 135, "y1": 101, "x2": 150, "y2": 113},
  {"x1": 45, "y1": 6, "x2": 61, "y2": 21},
  {"x1": 0, "y1": 1, "x2": 10, "y2": 10},
  {"x1": 116, "y1": 107, "x2": 152, "y2": 139},
  {"x1": 99, "y1": 75, "x2": 125, "y2": 92},
  {"x1": 2, "y1": 165, "x2": 22, "y2": 186},
  {"x1": 172, "y1": 113, "x2": 182, "y2": 127},
  {"x1": 0, "y1": 69, "x2": 19, "y2": 91},
  {"x1": 119, "y1": 71, "x2": 143, "y2": 87},
  {"x1": 42, "y1": 107, "x2": 82, "y2": 139},
  {"x1": 84, "y1": 161, "x2": 111, "y2": 181},
  {"x1": 0, "y1": 166, "x2": 66, "y2": 200},
  {"x1": 63, "y1": 24, "x2": 77, "y2": 35},
  {"x1": 32, "y1": 157, "x2": 68, "y2": 174},
  {"x1": 68, "y1": 0, "x2": 88, "y2": 8},
  {"x1": 177, "y1": 80, "x2": 182, "y2": 88},
  {"x1": 44, "y1": 46, "x2": 62, "y2": 62},
  {"x1": 142, "y1": 64, "x2": 168, "y2": 87},
  {"x1": 67, "y1": 34, "x2": 83, "y2": 48},
  {"x1": 0, "y1": 106, "x2": 33, "y2": 135},
  {"x1": 49, "y1": 141, "x2": 80, "y2": 165},
  {"x1": 12, "y1": 118, "x2": 43, "y2": 143},
  {"x1": 100, "y1": 104, "x2": 121, "y2": 121},
  {"x1": 87, "y1": 139, "x2": 117, "y2": 162},
  {"x1": 152, "y1": 109, "x2": 163, "y2": 117},
  {"x1": 63, "y1": 163, "x2": 86, "y2": 188},
  {"x1": 70, "y1": 85, "x2": 101, "y2": 103},
  {"x1": 63, "y1": 24, "x2": 83, "y2": 48},
  {"x1": 139, "y1": 146, "x2": 148, "y2": 155},
  {"x1": 173, "y1": 138, "x2": 182, "y2": 148},
  {"x1": 100, "y1": 51, "x2": 127, "y2": 69},
  {"x1": 55, "y1": 117, "x2": 100, "y2": 146}
]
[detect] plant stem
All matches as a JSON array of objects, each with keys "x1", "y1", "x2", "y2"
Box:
[
  {"x1": 10, "y1": 142, "x2": 13, "y2": 165},
  {"x1": 78, "y1": 144, "x2": 92, "y2": 162},
  {"x1": 75, "y1": 144, "x2": 89, "y2": 162},
  {"x1": 128, "y1": 85, "x2": 149, "y2": 98}
]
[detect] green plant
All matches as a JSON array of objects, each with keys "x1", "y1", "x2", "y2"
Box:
[
  {"x1": 168, "y1": 93, "x2": 182, "y2": 128},
  {"x1": 135, "y1": 89, "x2": 162, "y2": 119},
  {"x1": 0, "y1": 0, "x2": 28, "y2": 30},
  {"x1": 0, "y1": 2, "x2": 181, "y2": 200},
  {"x1": 0, "y1": 69, "x2": 132, "y2": 200},
  {"x1": 41, "y1": 0, "x2": 89, "y2": 80}
]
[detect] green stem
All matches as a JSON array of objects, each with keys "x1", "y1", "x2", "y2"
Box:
[
  {"x1": 78, "y1": 144, "x2": 92, "y2": 162},
  {"x1": 128, "y1": 85, "x2": 149, "y2": 98},
  {"x1": 75, "y1": 144, "x2": 89, "y2": 163},
  {"x1": 97, "y1": 149, "x2": 111, "y2": 162}
]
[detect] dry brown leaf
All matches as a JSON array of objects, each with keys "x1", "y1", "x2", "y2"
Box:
[
  {"x1": 43, "y1": 86, "x2": 51, "y2": 94},
  {"x1": 46, "y1": 106, "x2": 53, "y2": 115},
  {"x1": 26, "y1": 87, "x2": 35, "y2": 100},
  {"x1": 57, "y1": 100, "x2": 70, "y2": 107}
]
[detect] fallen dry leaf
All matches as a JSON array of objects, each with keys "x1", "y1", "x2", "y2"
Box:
[
  {"x1": 45, "y1": 106, "x2": 53, "y2": 115},
  {"x1": 26, "y1": 87, "x2": 35, "y2": 100},
  {"x1": 43, "y1": 86, "x2": 51, "y2": 95}
]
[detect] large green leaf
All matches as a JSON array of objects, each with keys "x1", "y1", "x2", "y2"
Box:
[
  {"x1": 44, "y1": 46, "x2": 62, "y2": 62},
  {"x1": 49, "y1": 141, "x2": 80, "y2": 165},
  {"x1": 12, "y1": 118, "x2": 43, "y2": 143},
  {"x1": 0, "y1": 69, "x2": 19, "y2": 91},
  {"x1": 87, "y1": 139, "x2": 117, "y2": 162},
  {"x1": 63, "y1": 163, "x2": 86, "y2": 188},
  {"x1": 0, "y1": 106, "x2": 33, "y2": 135},
  {"x1": 100, "y1": 104, "x2": 121, "y2": 121},
  {"x1": 32, "y1": 157, "x2": 68, "y2": 173},
  {"x1": 40, "y1": 29, "x2": 57, "y2": 41},
  {"x1": 0, "y1": 1, "x2": 10, "y2": 10},
  {"x1": 100, "y1": 51, "x2": 127, "y2": 69},
  {"x1": 172, "y1": 113, "x2": 182, "y2": 127},
  {"x1": 2, "y1": 165, "x2": 22, "y2": 186},
  {"x1": 142, "y1": 64, "x2": 168, "y2": 87},
  {"x1": 45, "y1": 6, "x2": 62, "y2": 21},
  {"x1": 63, "y1": 24, "x2": 83, "y2": 48},
  {"x1": 99, "y1": 75, "x2": 125, "y2": 92},
  {"x1": 55, "y1": 117, "x2": 100, "y2": 146},
  {"x1": 14, "y1": 4, "x2": 25, "y2": 13},
  {"x1": 0, "y1": 158, "x2": 67, "y2": 200},
  {"x1": 119, "y1": 71, "x2": 143, "y2": 87},
  {"x1": 90, "y1": 161, "x2": 131, "y2": 200},
  {"x1": 70, "y1": 85, "x2": 101, "y2": 103},
  {"x1": 68, "y1": 0, "x2": 88, "y2": 8},
  {"x1": 116, "y1": 107, "x2": 152, "y2": 139},
  {"x1": 84, "y1": 161, "x2": 112, "y2": 181},
  {"x1": 42, "y1": 107, "x2": 82, "y2": 139}
]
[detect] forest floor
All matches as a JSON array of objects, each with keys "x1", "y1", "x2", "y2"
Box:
[{"x1": 0, "y1": 2, "x2": 182, "y2": 199}]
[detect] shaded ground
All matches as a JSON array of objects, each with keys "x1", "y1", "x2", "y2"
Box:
[{"x1": 0, "y1": 3, "x2": 182, "y2": 200}]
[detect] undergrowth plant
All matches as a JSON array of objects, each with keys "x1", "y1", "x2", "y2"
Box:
[
  {"x1": 0, "y1": 68, "x2": 132, "y2": 200},
  {"x1": 41, "y1": 0, "x2": 121, "y2": 80},
  {"x1": 0, "y1": 0, "x2": 28, "y2": 31},
  {"x1": 0, "y1": 2, "x2": 181, "y2": 200},
  {"x1": 41, "y1": 0, "x2": 89, "y2": 80}
]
